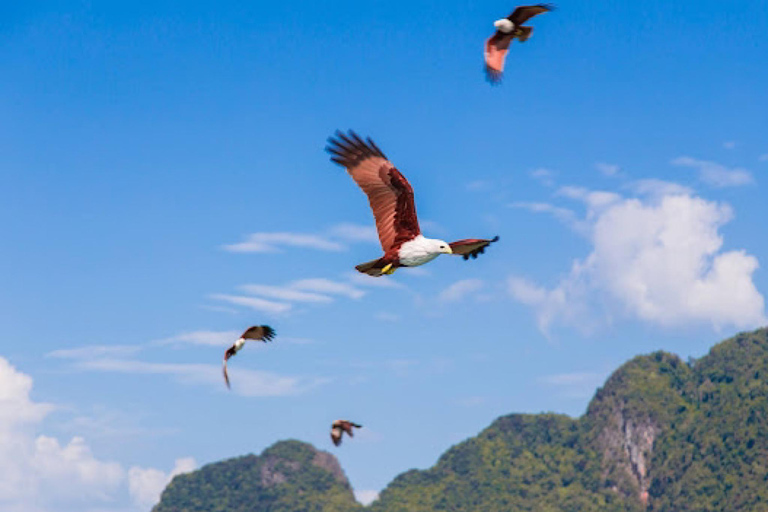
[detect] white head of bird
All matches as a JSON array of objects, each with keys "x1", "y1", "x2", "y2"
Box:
[
  {"x1": 398, "y1": 235, "x2": 453, "y2": 267},
  {"x1": 494, "y1": 18, "x2": 515, "y2": 33}
]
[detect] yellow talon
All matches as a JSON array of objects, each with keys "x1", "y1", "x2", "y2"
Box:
[{"x1": 381, "y1": 263, "x2": 395, "y2": 275}]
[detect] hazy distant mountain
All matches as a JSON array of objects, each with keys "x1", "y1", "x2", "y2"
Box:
[{"x1": 155, "y1": 328, "x2": 768, "y2": 512}]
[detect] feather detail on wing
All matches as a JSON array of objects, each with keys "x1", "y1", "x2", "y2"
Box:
[
  {"x1": 485, "y1": 33, "x2": 513, "y2": 83},
  {"x1": 508, "y1": 3, "x2": 554, "y2": 25},
  {"x1": 327, "y1": 131, "x2": 421, "y2": 252},
  {"x1": 241, "y1": 325, "x2": 275, "y2": 341},
  {"x1": 449, "y1": 236, "x2": 500, "y2": 260}
]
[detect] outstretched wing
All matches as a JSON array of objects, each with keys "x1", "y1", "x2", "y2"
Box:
[
  {"x1": 327, "y1": 131, "x2": 421, "y2": 252},
  {"x1": 485, "y1": 33, "x2": 514, "y2": 83},
  {"x1": 508, "y1": 4, "x2": 553, "y2": 25},
  {"x1": 222, "y1": 357, "x2": 232, "y2": 389},
  {"x1": 241, "y1": 325, "x2": 276, "y2": 341},
  {"x1": 449, "y1": 236, "x2": 499, "y2": 260}
]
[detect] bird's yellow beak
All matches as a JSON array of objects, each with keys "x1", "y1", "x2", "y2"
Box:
[{"x1": 444, "y1": 246, "x2": 453, "y2": 254}]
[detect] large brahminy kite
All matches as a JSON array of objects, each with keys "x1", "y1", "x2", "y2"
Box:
[
  {"x1": 222, "y1": 325, "x2": 276, "y2": 389},
  {"x1": 326, "y1": 131, "x2": 498, "y2": 277},
  {"x1": 484, "y1": 4, "x2": 554, "y2": 83},
  {"x1": 330, "y1": 420, "x2": 362, "y2": 447}
]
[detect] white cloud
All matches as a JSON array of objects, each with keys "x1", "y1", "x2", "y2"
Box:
[
  {"x1": 672, "y1": 156, "x2": 753, "y2": 187},
  {"x1": 222, "y1": 232, "x2": 345, "y2": 253},
  {"x1": 240, "y1": 284, "x2": 333, "y2": 303},
  {"x1": 596, "y1": 162, "x2": 620, "y2": 177},
  {"x1": 128, "y1": 457, "x2": 196, "y2": 509},
  {"x1": 510, "y1": 202, "x2": 585, "y2": 234},
  {"x1": 0, "y1": 357, "x2": 190, "y2": 512},
  {"x1": 438, "y1": 279, "x2": 484, "y2": 303},
  {"x1": 723, "y1": 141, "x2": 737, "y2": 150},
  {"x1": 328, "y1": 223, "x2": 379, "y2": 244},
  {"x1": 530, "y1": 168, "x2": 555, "y2": 187},
  {"x1": 157, "y1": 330, "x2": 239, "y2": 347},
  {"x1": 290, "y1": 278, "x2": 365, "y2": 299},
  {"x1": 510, "y1": 190, "x2": 767, "y2": 333},
  {"x1": 47, "y1": 345, "x2": 143, "y2": 360},
  {"x1": 210, "y1": 294, "x2": 292, "y2": 314},
  {"x1": 354, "y1": 490, "x2": 380, "y2": 506},
  {"x1": 628, "y1": 179, "x2": 694, "y2": 199},
  {"x1": 760, "y1": 154, "x2": 768, "y2": 162},
  {"x1": 73, "y1": 359, "x2": 322, "y2": 397}
]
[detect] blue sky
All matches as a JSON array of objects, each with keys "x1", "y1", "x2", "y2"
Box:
[{"x1": 1, "y1": 0, "x2": 767, "y2": 509}]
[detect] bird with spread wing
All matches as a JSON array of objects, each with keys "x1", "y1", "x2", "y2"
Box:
[
  {"x1": 326, "y1": 131, "x2": 498, "y2": 277},
  {"x1": 222, "y1": 325, "x2": 276, "y2": 389},
  {"x1": 484, "y1": 4, "x2": 554, "y2": 83},
  {"x1": 330, "y1": 420, "x2": 362, "y2": 447}
]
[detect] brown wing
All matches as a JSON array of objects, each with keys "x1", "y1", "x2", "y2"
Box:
[
  {"x1": 449, "y1": 236, "x2": 499, "y2": 260},
  {"x1": 327, "y1": 131, "x2": 421, "y2": 252},
  {"x1": 508, "y1": 4, "x2": 554, "y2": 25},
  {"x1": 222, "y1": 357, "x2": 232, "y2": 389},
  {"x1": 241, "y1": 325, "x2": 276, "y2": 341},
  {"x1": 485, "y1": 33, "x2": 513, "y2": 83}
]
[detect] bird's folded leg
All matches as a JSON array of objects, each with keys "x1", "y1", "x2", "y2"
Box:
[{"x1": 381, "y1": 263, "x2": 396, "y2": 275}]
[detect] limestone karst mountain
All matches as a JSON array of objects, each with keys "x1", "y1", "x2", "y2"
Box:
[{"x1": 155, "y1": 328, "x2": 768, "y2": 512}]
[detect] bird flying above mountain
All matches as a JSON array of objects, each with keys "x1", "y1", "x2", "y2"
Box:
[
  {"x1": 331, "y1": 420, "x2": 362, "y2": 446},
  {"x1": 326, "y1": 131, "x2": 499, "y2": 277},
  {"x1": 484, "y1": 4, "x2": 554, "y2": 83},
  {"x1": 222, "y1": 325, "x2": 276, "y2": 389}
]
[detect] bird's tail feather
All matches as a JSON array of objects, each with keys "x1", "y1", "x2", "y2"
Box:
[
  {"x1": 517, "y1": 26, "x2": 533, "y2": 42},
  {"x1": 355, "y1": 258, "x2": 387, "y2": 277}
]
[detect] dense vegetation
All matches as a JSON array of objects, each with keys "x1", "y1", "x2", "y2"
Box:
[
  {"x1": 153, "y1": 440, "x2": 361, "y2": 512},
  {"x1": 155, "y1": 328, "x2": 768, "y2": 512}
]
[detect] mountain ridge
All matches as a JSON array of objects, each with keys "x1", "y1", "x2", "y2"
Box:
[{"x1": 155, "y1": 327, "x2": 768, "y2": 512}]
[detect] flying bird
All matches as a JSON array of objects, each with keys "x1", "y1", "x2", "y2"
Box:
[
  {"x1": 331, "y1": 420, "x2": 362, "y2": 446},
  {"x1": 484, "y1": 4, "x2": 554, "y2": 83},
  {"x1": 326, "y1": 131, "x2": 499, "y2": 277},
  {"x1": 222, "y1": 325, "x2": 276, "y2": 389}
]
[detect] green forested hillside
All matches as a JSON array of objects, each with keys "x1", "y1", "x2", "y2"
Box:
[{"x1": 155, "y1": 328, "x2": 768, "y2": 512}]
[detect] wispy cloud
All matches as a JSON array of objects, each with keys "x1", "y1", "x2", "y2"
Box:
[
  {"x1": 723, "y1": 141, "x2": 737, "y2": 150},
  {"x1": 47, "y1": 345, "x2": 143, "y2": 360},
  {"x1": 671, "y1": 156, "x2": 753, "y2": 187},
  {"x1": 73, "y1": 358, "x2": 326, "y2": 397},
  {"x1": 156, "y1": 330, "x2": 239, "y2": 347},
  {"x1": 222, "y1": 223, "x2": 379, "y2": 254},
  {"x1": 596, "y1": 162, "x2": 621, "y2": 177},
  {"x1": 222, "y1": 232, "x2": 344, "y2": 253},
  {"x1": 628, "y1": 179, "x2": 694, "y2": 199},
  {"x1": 438, "y1": 279, "x2": 484, "y2": 303},
  {"x1": 239, "y1": 284, "x2": 334, "y2": 303},
  {"x1": 759, "y1": 154, "x2": 768, "y2": 162},
  {"x1": 354, "y1": 490, "x2": 380, "y2": 506},
  {"x1": 530, "y1": 168, "x2": 555, "y2": 187},
  {"x1": 510, "y1": 201, "x2": 585, "y2": 234},
  {"x1": 210, "y1": 294, "x2": 292, "y2": 314},
  {"x1": 290, "y1": 278, "x2": 365, "y2": 299}
]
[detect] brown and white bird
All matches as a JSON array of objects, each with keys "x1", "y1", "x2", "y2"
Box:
[
  {"x1": 330, "y1": 420, "x2": 362, "y2": 446},
  {"x1": 222, "y1": 325, "x2": 276, "y2": 389},
  {"x1": 484, "y1": 4, "x2": 554, "y2": 83},
  {"x1": 326, "y1": 131, "x2": 499, "y2": 277}
]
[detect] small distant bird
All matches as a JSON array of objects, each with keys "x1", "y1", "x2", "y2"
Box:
[
  {"x1": 484, "y1": 4, "x2": 554, "y2": 83},
  {"x1": 222, "y1": 325, "x2": 276, "y2": 389},
  {"x1": 326, "y1": 131, "x2": 499, "y2": 277},
  {"x1": 331, "y1": 420, "x2": 362, "y2": 446}
]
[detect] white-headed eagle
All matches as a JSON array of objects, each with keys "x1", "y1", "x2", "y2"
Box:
[
  {"x1": 331, "y1": 419, "x2": 362, "y2": 446},
  {"x1": 485, "y1": 4, "x2": 554, "y2": 83},
  {"x1": 222, "y1": 325, "x2": 276, "y2": 389},
  {"x1": 326, "y1": 131, "x2": 498, "y2": 277}
]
